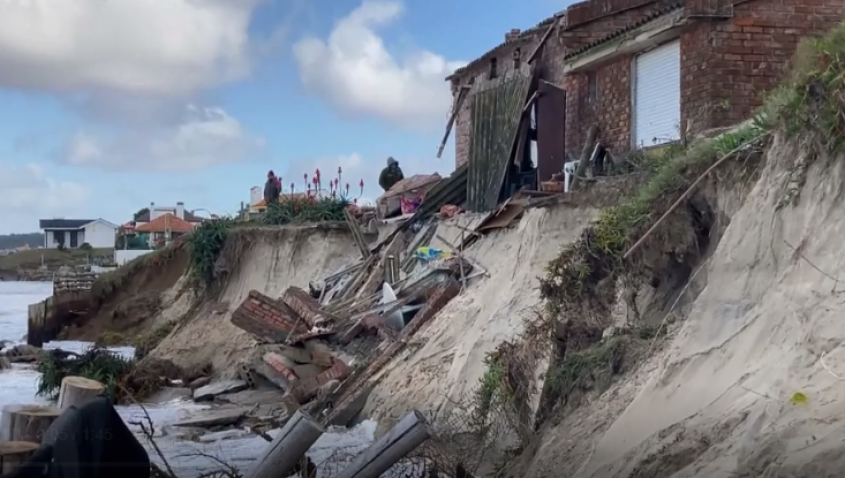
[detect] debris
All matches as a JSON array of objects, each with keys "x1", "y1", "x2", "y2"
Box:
[
  {"x1": 231, "y1": 290, "x2": 308, "y2": 343},
  {"x1": 172, "y1": 407, "x2": 253, "y2": 428},
  {"x1": 193, "y1": 380, "x2": 249, "y2": 401}
]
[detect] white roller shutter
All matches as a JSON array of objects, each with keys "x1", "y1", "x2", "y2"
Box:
[{"x1": 633, "y1": 40, "x2": 681, "y2": 148}]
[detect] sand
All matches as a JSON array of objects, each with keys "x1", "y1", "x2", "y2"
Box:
[
  {"x1": 151, "y1": 227, "x2": 361, "y2": 376},
  {"x1": 520, "y1": 136, "x2": 845, "y2": 477},
  {"x1": 363, "y1": 206, "x2": 600, "y2": 428}
]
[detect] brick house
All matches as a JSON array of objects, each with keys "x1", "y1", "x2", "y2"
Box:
[{"x1": 447, "y1": 0, "x2": 845, "y2": 184}]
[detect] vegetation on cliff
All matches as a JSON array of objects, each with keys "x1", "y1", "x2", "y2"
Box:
[
  {"x1": 478, "y1": 24, "x2": 845, "y2": 445},
  {"x1": 187, "y1": 196, "x2": 352, "y2": 288}
]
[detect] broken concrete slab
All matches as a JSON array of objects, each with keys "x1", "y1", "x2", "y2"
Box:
[
  {"x1": 252, "y1": 360, "x2": 293, "y2": 391},
  {"x1": 192, "y1": 379, "x2": 248, "y2": 401},
  {"x1": 293, "y1": 363, "x2": 326, "y2": 381},
  {"x1": 276, "y1": 345, "x2": 312, "y2": 364},
  {"x1": 302, "y1": 340, "x2": 336, "y2": 367},
  {"x1": 172, "y1": 407, "x2": 253, "y2": 428},
  {"x1": 217, "y1": 387, "x2": 287, "y2": 407},
  {"x1": 147, "y1": 387, "x2": 192, "y2": 404}
]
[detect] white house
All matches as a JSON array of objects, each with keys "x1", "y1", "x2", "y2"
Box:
[{"x1": 38, "y1": 218, "x2": 118, "y2": 249}]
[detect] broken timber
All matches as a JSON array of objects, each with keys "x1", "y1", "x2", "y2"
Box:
[{"x1": 344, "y1": 208, "x2": 371, "y2": 259}]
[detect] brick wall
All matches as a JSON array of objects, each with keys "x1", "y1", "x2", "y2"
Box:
[
  {"x1": 682, "y1": 0, "x2": 845, "y2": 132},
  {"x1": 542, "y1": 38, "x2": 633, "y2": 157},
  {"x1": 231, "y1": 290, "x2": 308, "y2": 343}
]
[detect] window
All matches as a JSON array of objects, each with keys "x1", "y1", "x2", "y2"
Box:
[
  {"x1": 69, "y1": 231, "x2": 78, "y2": 248},
  {"x1": 587, "y1": 71, "x2": 598, "y2": 105},
  {"x1": 489, "y1": 58, "x2": 498, "y2": 80},
  {"x1": 513, "y1": 48, "x2": 522, "y2": 70}
]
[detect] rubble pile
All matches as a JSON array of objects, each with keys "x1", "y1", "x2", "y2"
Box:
[{"x1": 226, "y1": 216, "x2": 483, "y2": 426}]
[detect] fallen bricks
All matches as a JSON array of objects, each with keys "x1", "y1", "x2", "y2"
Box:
[
  {"x1": 282, "y1": 286, "x2": 336, "y2": 328},
  {"x1": 231, "y1": 290, "x2": 308, "y2": 343}
]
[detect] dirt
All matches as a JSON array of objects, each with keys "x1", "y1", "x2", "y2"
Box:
[
  {"x1": 59, "y1": 247, "x2": 190, "y2": 342},
  {"x1": 150, "y1": 226, "x2": 362, "y2": 377},
  {"x1": 509, "y1": 135, "x2": 845, "y2": 477}
]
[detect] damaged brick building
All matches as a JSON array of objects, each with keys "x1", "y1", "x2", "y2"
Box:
[{"x1": 446, "y1": 0, "x2": 845, "y2": 190}]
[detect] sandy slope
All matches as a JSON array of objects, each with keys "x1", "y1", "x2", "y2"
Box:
[
  {"x1": 523, "y1": 137, "x2": 845, "y2": 478},
  {"x1": 151, "y1": 227, "x2": 360, "y2": 376},
  {"x1": 363, "y1": 205, "x2": 600, "y2": 427}
]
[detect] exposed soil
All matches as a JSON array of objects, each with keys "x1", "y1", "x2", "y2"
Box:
[{"x1": 59, "y1": 247, "x2": 190, "y2": 342}]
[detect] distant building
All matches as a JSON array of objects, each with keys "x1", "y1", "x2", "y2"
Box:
[
  {"x1": 134, "y1": 202, "x2": 205, "y2": 228},
  {"x1": 134, "y1": 213, "x2": 195, "y2": 248},
  {"x1": 38, "y1": 219, "x2": 118, "y2": 249}
]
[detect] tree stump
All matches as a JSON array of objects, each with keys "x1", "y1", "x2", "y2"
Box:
[
  {"x1": 0, "y1": 405, "x2": 60, "y2": 443},
  {"x1": 57, "y1": 376, "x2": 106, "y2": 410},
  {"x1": 0, "y1": 441, "x2": 39, "y2": 473}
]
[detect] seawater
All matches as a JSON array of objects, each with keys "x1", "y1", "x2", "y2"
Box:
[{"x1": 0, "y1": 281, "x2": 377, "y2": 477}]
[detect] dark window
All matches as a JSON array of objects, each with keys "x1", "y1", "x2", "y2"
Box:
[
  {"x1": 54, "y1": 231, "x2": 65, "y2": 247},
  {"x1": 70, "y1": 231, "x2": 79, "y2": 248},
  {"x1": 587, "y1": 71, "x2": 598, "y2": 105},
  {"x1": 489, "y1": 58, "x2": 498, "y2": 79},
  {"x1": 513, "y1": 48, "x2": 521, "y2": 70}
]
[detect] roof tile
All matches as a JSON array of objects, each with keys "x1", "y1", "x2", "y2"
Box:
[{"x1": 135, "y1": 213, "x2": 194, "y2": 234}]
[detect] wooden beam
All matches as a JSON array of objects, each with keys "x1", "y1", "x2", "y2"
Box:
[
  {"x1": 436, "y1": 85, "x2": 472, "y2": 159},
  {"x1": 527, "y1": 16, "x2": 562, "y2": 64}
]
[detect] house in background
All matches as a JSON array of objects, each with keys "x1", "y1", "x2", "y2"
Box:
[
  {"x1": 38, "y1": 219, "x2": 118, "y2": 249},
  {"x1": 134, "y1": 202, "x2": 205, "y2": 228},
  {"x1": 134, "y1": 213, "x2": 195, "y2": 248}
]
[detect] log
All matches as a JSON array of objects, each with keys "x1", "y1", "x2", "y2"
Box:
[
  {"x1": 57, "y1": 376, "x2": 105, "y2": 410},
  {"x1": 0, "y1": 441, "x2": 39, "y2": 474},
  {"x1": 242, "y1": 410, "x2": 325, "y2": 478},
  {"x1": 0, "y1": 405, "x2": 60, "y2": 443},
  {"x1": 336, "y1": 410, "x2": 432, "y2": 478}
]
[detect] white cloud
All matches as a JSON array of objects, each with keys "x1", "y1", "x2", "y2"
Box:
[
  {"x1": 0, "y1": 163, "x2": 90, "y2": 231},
  {"x1": 0, "y1": 0, "x2": 263, "y2": 96},
  {"x1": 0, "y1": 0, "x2": 285, "y2": 172},
  {"x1": 292, "y1": 0, "x2": 466, "y2": 131},
  {"x1": 59, "y1": 105, "x2": 265, "y2": 172}
]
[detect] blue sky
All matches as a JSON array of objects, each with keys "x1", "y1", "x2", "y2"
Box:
[{"x1": 0, "y1": 0, "x2": 562, "y2": 234}]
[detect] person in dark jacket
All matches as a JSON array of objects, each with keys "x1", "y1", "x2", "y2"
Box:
[
  {"x1": 379, "y1": 157, "x2": 404, "y2": 192},
  {"x1": 264, "y1": 170, "x2": 281, "y2": 208}
]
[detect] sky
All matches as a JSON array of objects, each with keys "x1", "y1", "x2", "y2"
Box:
[{"x1": 0, "y1": 0, "x2": 562, "y2": 234}]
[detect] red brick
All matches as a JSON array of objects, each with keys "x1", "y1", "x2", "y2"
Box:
[
  {"x1": 281, "y1": 287, "x2": 334, "y2": 328},
  {"x1": 263, "y1": 352, "x2": 298, "y2": 382},
  {"x1": 231, "y1": 290, "x2": 308, "y2": 343}
]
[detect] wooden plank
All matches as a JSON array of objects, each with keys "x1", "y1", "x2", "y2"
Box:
[
  {"x1": 344, "y1": 208, "x2": 371, "y2": 259},
  {"x1": 536, "y1": 79, "x2": 567, "y2": 183},
  {"x1": 527, "y1": 16, "x2": 561, "y2": 64},
  {"x1": 437, "y1": 85, "x2": 471, "y2": 159}
]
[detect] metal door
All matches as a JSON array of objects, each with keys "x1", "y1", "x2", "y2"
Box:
[
  {"x1": 633, "y1": 40, "x2": 681, "y2": 147},
  {"x1": 536, "y1": 80, "x2": 566, "y2": 183}
]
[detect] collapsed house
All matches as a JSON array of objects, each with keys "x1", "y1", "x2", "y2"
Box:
[{"x1": 444, "y1": 0, "x2": 844, "y2": 194}]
